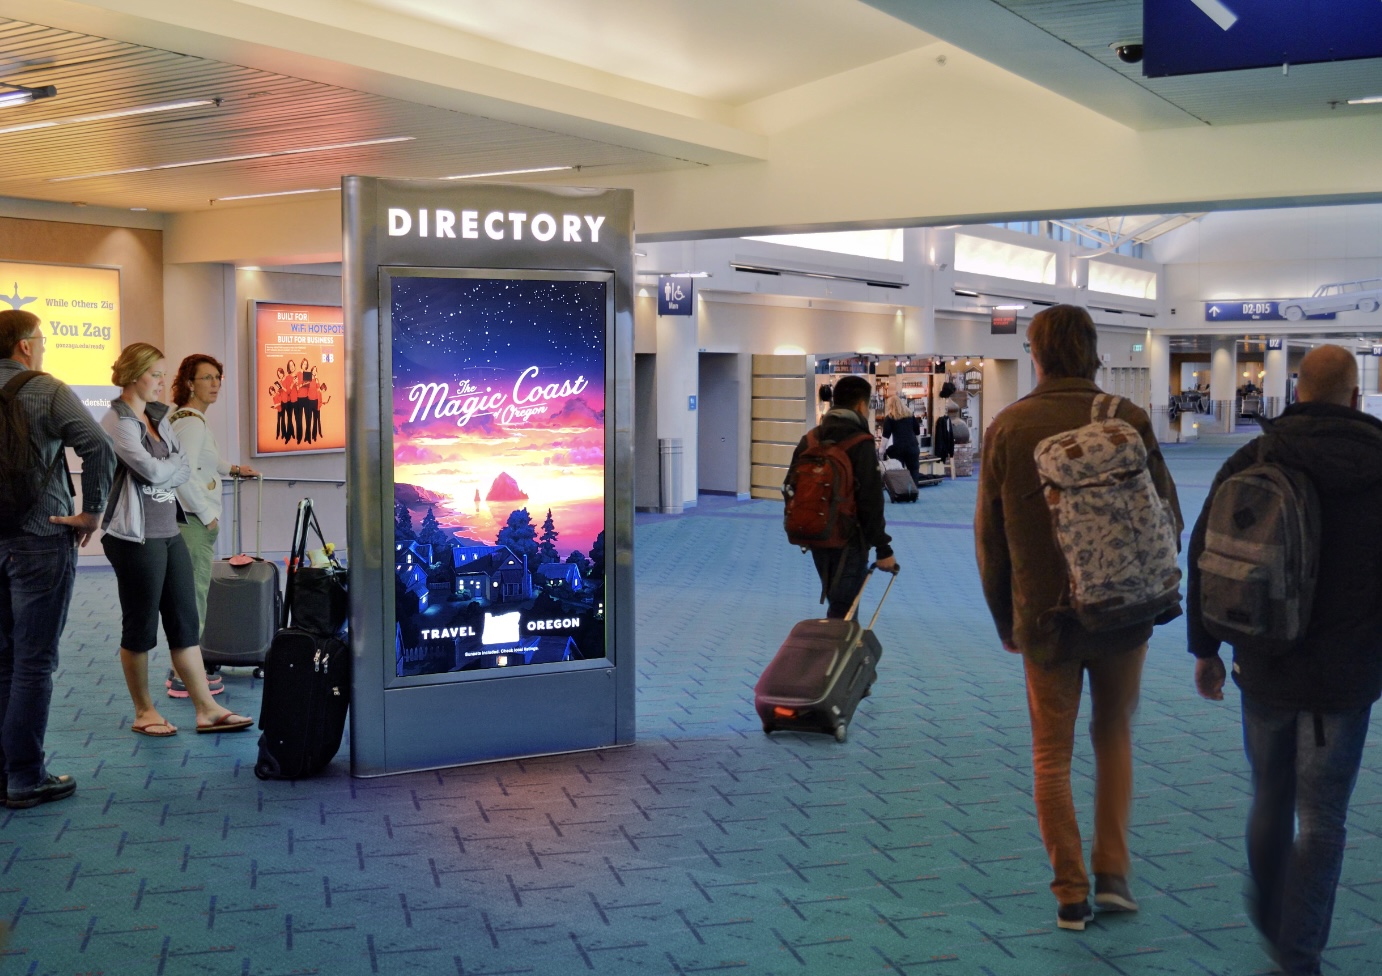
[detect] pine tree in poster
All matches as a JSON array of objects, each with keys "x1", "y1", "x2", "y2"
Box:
[
  {"x1": 537, "y1": 508, "x2": 560, "y2": 565},
  {"x1": 394, "y1": 499, "x2": 415, "y2": 540},
  {"x1": 589, "y1": 530, "x2": 605, "y2": 579},
  {"x1": 496, "y1": 508, "x2": 540, "y2": 566},
  {"x1": 418, "y1": 507, "x2": 451, "y2": 550}
]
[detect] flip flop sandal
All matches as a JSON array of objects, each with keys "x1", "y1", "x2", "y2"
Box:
[
  {"x1": 132, "y1": 722, "x2": 178, "y2": 737},
  {"x1": 196, "y1": 715, "x2": 254, "y2": 734}
]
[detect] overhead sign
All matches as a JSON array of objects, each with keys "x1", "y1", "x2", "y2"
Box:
[
  {"x1": 1145, "y1": 0, "x2": 1382, "y2": 77},
  {"x1": 657, "y1": 275, "x2": 693, "y2": 316},
  {"x1": 1372, "y1": 344, "x2": 1382, "y2": 357},
  {"x1": 1267, "y1": 338, "x2": 1283, "y2": 350},
  {"x1": 252, "y1": 302, "x2": 346, "y2": 456},
  {"x1": 1204, "y1": 301, "x2": 1334, "y2": 322},
  {"x1": 990, "y1": 310, "x2": 1018, "y2": 335},
  {"x1": 1, "y1": 260, "x2": 120, "y2": 414}
]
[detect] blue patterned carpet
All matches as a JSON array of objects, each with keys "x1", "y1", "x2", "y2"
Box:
[{"x1": 5, "y1": 437, "x2": 1381, "y2": 975}]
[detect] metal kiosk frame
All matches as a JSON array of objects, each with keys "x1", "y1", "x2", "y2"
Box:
[{"x1": 343, "y1": 176, "x2": 635, "y2": 776}]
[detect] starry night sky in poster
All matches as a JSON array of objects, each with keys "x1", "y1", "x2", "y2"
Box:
[{"x1": 391, "y1": 276, "x2": 606, "y2": 387}]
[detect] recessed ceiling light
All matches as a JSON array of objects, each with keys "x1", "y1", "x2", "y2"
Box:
[
  {"x1": 129, "y1": 207, "x2": 147, "y2": 212},
  {"x1": 0, "y1": 98, "x2": 216, "y2": 136},
  {"x1": 440, "y1": 165, "x2": 574, "y2": 180},
  {"x1": 1347, "y1": 95, "x2": 1382, "y2": 105},
  {"x1": 215, "y1": 187, "x2": 340, "y2": 202},
  {"x1": 49, "y1": 136, "x2": 414, "y2": 183}
]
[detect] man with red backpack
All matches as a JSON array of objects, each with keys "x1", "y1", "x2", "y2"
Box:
[{"x1": 785, "y1": 374, "x2": 896, "y2": 617}]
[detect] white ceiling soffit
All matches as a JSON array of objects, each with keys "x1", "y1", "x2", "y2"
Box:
[
  {"x1": 358, "y1": 0, "x2": 936, "y2": 105},
  {"x1": 1059, "y1": 213, "x2": 1208, "y2": 247},
  {"x1": 864, "y1": 0, "x2": 1382, "y2": 129},
  {"x1": 0, "y1": 18, "x2": 699, "y2": 213}
]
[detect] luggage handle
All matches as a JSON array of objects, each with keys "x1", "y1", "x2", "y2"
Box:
[
  {"x1": 844, "y1": 563, "x2": 899, "y2": 630},
  {"x1": 231, "y1": 473, "x2": 265, "y2": 558},
  {"x1": 283, "y1": 497, "x2": 338, "y2": 630}
]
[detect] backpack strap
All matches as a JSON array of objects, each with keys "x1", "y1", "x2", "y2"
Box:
[
  {"x1": 1091, "y1": 393, "x2": 1123, "y2": 422},
  {"x1": 170, "y1": 408, "x2": 203, "y2": 423},
  {"x1": 0, "y1": 369, "x2": 43, "y2": 402}
]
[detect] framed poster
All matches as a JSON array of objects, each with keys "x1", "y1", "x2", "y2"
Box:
[
  {"x1": 0, "y1": 260, "x2": 120, "y2": 415},
  {"x1": 387, "y1": 269, "x2": 609, "y2": 680},
  {"x1": 251, "y1": 301, "x2": 345, "y2": 456}
]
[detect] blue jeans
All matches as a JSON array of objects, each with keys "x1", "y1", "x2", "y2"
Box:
[
  {"x1": 1241, "y1": 695, "x2": 1372, "y2": 976},
  {"x1": 0, "y1": 533, "x2": 77, "y2": 793}
]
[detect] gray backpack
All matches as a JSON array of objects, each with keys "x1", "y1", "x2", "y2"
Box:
[
  {"x1": 1034, "y1": 394, "x2": 1182, "y2": 632},
  {"x1": 1197, "y1": 445, "x2": 1320, "y2": 655}
]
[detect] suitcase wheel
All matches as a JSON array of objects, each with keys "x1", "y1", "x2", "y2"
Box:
[
  {"x1": 762, "y1": 723, "x2": 774, "y2": 735},
  {"x1": 833, "y1": 724, "x2": 848, "y2": 743},
  {"x1": 862, "y1": 684, "x2": 872, "y2": 698},
  {"x1": 253, "y1": 667, "x2": 265, "y2": 679},
  {"x1": 254, "y1": 760, "x2": 273, "y2": 781}
]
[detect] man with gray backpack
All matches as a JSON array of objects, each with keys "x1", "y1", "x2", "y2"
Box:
[{"x1": 1189, "y1": 344, "x2": 1382, "y2": 976}]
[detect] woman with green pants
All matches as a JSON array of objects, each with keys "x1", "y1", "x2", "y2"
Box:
[{"x1": 168, "y1": 353, "x2": 258, "y2": 697}]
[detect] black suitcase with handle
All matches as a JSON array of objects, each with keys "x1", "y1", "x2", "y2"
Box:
[
  {"x1": 202, "y1": 476, "x2": 279, "y2": 671},
  {"x1": 754, "y1": 565, "x2": 896, "y2": 743},
  {"x1": 882, "y1": 467, "x2": 919, "y2": 503},
  {"x1": 254, "y1": 499, "x2": 351, "y2": 780}
]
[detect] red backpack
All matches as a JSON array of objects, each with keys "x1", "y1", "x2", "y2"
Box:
[{"x1": 783, "y1": 429, "x2": 872, "y2": 549}]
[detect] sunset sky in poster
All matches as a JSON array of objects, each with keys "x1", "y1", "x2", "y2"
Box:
[{"x1": 391, "y1": 275, "x2": 606, "y2": 556}]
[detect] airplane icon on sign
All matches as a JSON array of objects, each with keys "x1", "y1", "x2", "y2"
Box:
[{"x1": 0, "y1": 282, "x2": 36, "y2": 309}]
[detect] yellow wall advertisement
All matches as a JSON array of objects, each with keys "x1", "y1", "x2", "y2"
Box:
[
  {"x1": 1, "y1": 261, "x2": 121, "y2": 412},
  {"x1": 252, "y1": 302, "x2": 346, "y2": 455}
]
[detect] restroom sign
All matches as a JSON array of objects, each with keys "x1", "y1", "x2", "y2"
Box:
[{"x1": 658, "y1": 275, "x2": 694, "y2": 316}]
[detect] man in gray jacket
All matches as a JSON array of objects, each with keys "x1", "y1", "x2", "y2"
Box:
[{"x1": 0, "y1": 309, "x2": 115, "y2": 809}]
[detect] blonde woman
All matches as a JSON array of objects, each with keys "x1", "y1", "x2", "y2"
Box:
[
  {"x1": 100, "y1": 342, "x2": 253, "y2": 737},
  {"x1": 881, "y1": 394, "x2": 922, "y2": 485}
]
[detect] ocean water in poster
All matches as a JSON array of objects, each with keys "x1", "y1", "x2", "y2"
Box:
[{"x1": 390, "y1": 275, "x2": 606, "y2": 677}]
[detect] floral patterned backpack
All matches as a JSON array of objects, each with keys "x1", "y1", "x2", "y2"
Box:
[{"x1": 1033, "y1": 394, "x2": 1182, "y2": 632}]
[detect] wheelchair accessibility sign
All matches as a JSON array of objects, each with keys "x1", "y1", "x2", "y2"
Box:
[{"x1": 658, "y1": 275, "x2": 694, "y2": 316}]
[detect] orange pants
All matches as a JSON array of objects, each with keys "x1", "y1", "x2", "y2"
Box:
[{"x1": 1022, "y1": 643, "x2": 1146, "y2": 904}]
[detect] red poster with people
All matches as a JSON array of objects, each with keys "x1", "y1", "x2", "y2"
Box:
[{"x1": 252, "y1": 302, "x2": 346, "y2": 455}]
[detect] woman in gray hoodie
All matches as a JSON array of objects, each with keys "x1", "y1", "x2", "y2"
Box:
[{"x1": 100, "y1": 342, "x2": 253, "y2": 737}]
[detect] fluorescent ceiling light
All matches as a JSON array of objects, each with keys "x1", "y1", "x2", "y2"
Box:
[
  {"x1": 992, "y1": 304, "x2": 1026, "y2": 310},
  {"x1": 49, "y1": 136, "x2": 415, "y2": 183},
  {"x1": 0, "y1": 84, "x2": 56, "y2": 109},
  {"x1": 216, "y1": 187, "x2": 340, "y2": 202},
  {"x1": 953, "y1": 288, "x2": 979, "y2": 297},
  {"x1": 1347, "y1": 95, "x2": 1382, "y2": 105},
  {"x1": 0, "y1": 98, "x2": 215, "y2": 136},
  {"x1": 637, "y1": 270, "x2": 710, "y2": 278},
  {"x1": 441, "y1": 165, "x2": 573, "y2": 180}
]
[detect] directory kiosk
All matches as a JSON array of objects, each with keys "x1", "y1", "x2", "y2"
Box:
[{"x1": 343, "y1": 177, "x2": 635, "y2": 775}]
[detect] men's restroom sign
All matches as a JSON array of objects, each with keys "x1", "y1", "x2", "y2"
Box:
[{"x1": 658, "y1": 275, "x2": 694, "y2": 316}]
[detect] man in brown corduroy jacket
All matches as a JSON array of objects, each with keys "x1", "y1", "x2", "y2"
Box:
[{"x1": 975, "y1": 304, "x2": 1182, "y2": 932}]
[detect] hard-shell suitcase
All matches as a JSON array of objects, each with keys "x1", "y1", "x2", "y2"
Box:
[
  {"x1": 202, "y1": 475, "x2": 280, "y2": 670},
  {"x1": 883, "y1": 467, "x2": 919, "y2": 503},
  {"x1": 255, "y1": 499, "x2": 351, "y2": 780},
  {"x1": 754, "y1": 565, "x2": 897, "y2": 743}
]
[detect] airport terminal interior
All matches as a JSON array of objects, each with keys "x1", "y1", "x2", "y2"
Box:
[{"x1": 3, "y1": 2, "x2": 1382, "y2": 974}]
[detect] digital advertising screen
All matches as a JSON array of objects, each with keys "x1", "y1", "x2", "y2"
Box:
[
  {"x1": 1, "y1": 260, "x2": 120, "y2": 415},
  {"x1": 388, "y1": 271, "x2": 608, "y2": 679},
  {"x1": 251, "y1": 302, "x2": 346, "y2": 456}
]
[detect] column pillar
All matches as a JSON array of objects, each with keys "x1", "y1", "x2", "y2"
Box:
[
  {"x1": 1210, "y1": 337, "x2": 1238, "y2": 433},
  {"x1": 1148, "y1": 331, "x2": 1171, "y2": 441},
  {"x1": 1264, "y1": 344, "x2": 1289, "y2": 416},
  {"x1": 656, "y1": 303, "x2": 699, "y2": 509}
]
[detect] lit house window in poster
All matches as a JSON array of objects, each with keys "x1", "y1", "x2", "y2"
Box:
[
  {"x1": 252, "y1": 302, "x2": 346, "y2": 456},
  {"x1": 390, "y1": 273, "x2": 608, "y2": 678}
]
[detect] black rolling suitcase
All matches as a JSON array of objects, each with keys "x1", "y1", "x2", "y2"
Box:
[
  {"x1": 202, "y1": 475, "x2": 280, "y2": 672},
  {"x1": 754, "y1": 565, "x2": 897, "y2": 743},
  {"x1": 255, "y1": 499, "x2": 351, "y2": 781},
  {"x1": 882, "y1": 467, "x2": 919, "y2": 503}
]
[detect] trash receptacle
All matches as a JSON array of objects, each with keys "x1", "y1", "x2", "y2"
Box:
[{"x1": 659, "y1": 438, "x2": 683, "y2": 515}]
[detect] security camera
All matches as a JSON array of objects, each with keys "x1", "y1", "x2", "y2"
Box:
[{"x1": 1112, "y1": 42, "x2": 1143, "y2": 64}]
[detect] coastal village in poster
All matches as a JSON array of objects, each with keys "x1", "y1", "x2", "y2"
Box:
[{"x1": 390, "y1": 275, "x2": 606, "y2": 677}]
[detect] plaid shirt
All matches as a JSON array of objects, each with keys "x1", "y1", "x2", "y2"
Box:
[{"x1": 0, "y1": 357, "x2": 115, "y2": 537}]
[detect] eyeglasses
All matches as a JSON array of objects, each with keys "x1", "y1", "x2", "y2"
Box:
[
  {"x1": 194, "y1": 373, "x2": 222, "y2": 382},
  {"x1": 24, "y1": 332, "x2": 44, "y2": 343}
]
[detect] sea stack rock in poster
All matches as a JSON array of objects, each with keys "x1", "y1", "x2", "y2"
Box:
[{"x1": 390, "y1": 274, "x2": 606, "y2": 677}]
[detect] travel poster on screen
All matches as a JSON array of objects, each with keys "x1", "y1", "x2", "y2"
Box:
[
  {"x1": 252, "y1": 302, "x2": 346, "y2": 455},
  {"x1": 0, "y1": 260, "x2": 120, "y2": 416},
  {"x1": 390, "y1": 275, "x2": 607, "y2": 678}
]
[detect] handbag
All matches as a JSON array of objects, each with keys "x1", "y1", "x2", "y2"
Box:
[{"x1": 285, "y1": 498, "x2": 349, "y2": 637}]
